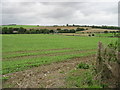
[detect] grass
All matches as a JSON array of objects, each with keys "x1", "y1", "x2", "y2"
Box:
[
  {"x1": 95, "y1": 33, "x2": 115, "y2": 37},
  {"x1": 1, "y1": 25, "x2": 40, "y2": 28},
  {"x1": 2, "y1": 76, "x2": 9, "y2": 82},
  {"x1": 2, "y1": 51, "x2": 96, "y2": 74},
  {"x1": 2, "y1": 34, "x2": 116, "y2": 52},
  {"x1": 2, "y1": 34, "x2": 117, "y2": 74},
  {"x1": 65, "y1": 64, "x2": 102, "y2": 88}
]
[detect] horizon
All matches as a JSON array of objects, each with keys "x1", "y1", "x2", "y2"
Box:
[{"x1": 1, "y1": 24, "x2": 118, "y2": 27}]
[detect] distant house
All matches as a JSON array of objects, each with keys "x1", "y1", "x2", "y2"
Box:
[{"x1": 13, "y1": 31, "x2": 18, "y2": 34}]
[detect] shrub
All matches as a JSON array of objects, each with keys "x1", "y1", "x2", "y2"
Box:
[
  {"x1": 76, "y1": 28, "x2": 85, "y2": 31},
  {"x1": 88, "y1": 34, "x2": 91, "y2": 37},
  {"x1": 104, "y1": 31, "x2": 108, "y2": 33}
]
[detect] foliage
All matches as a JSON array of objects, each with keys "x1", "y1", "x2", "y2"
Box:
[
  {"x1": 77, "y1": 62, "x2": 89, "y2": 69},
  {"x1": 2, "y1": 76, "x2": 9, "y2": 82},
  {"x1": 96, "y1": 41, "x2": 120, "y2": 88},
  {"x1": 92, "y1": 25, "x2": 120, "y2": 30},
  {"x1": 104, "y1": 31, "x2": 108, "y2": 33},
  {"x1": 76, "y1": 28, "x2": 85, "y2": 31},
  {"x1": 107, "y1": 41, "x2": 118, "y2": 50},
  {"x1": 2, "y1": 27, "x2": 77, "y2": 34}
]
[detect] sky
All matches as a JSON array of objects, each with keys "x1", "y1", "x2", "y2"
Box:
[{"x1": 1, "y1": 0, "x2": 119, "y2": 26}]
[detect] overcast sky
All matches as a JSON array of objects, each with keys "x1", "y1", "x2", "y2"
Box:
[{"x1": 1, "y1": 0, "x2": 119, "y2": 26}]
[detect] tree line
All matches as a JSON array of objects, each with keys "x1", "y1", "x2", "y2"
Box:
[
  {"x1": 66, "y1": 24, "x2": 120, "y2": 30},
  {"x1": 1, "y1": 27, "x2": 86, "y2": 34}
]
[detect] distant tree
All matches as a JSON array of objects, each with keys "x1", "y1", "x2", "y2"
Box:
[
  {"x1": 76, "y1": 28, "x2": 85, "y2": 31},
  {"x1": 88, "y1": 34, "x2": 91, "y2": 37},
  {"x1": 63, "y1": 29, "x2": 69, "y2": 33},
  {"x1": 39, "y1": 29, "x2": 44, "y2": 33},
  {"x1": 2, "y1": 27, "x2": 8, "y2": 34},
  {"x1": 9, "y1": 27, "x2": 13, "y2": 34},
  {"x1": 92, "y1": 34, "x2": 95, "y2": 36},
  {"x1": 104, "y1": 31, "x2": 108, "y2": 33},
  {"x1": 18, "y1": 27, "x2": 26, "y2": 34},
  {"x1": 49, "y1": 30, "x2": 54, "y2": 33},
  {"x1": 57, "y1": 28, "x2": 61, "y2": 33},
  {"x1": 36, "y1": 29, "x2": 40, "y2": 34},
  {"x1": 66, "y1": 24, "x2": 69, "y2": 26},
  {"x1": 57, "y1": 28, "x2": 61, "y2": 31},
  {"x1": 53, "y1": 25, "x2": 58, "y2": 27},
  {"x1": 0, "y1": 27, "x2": 2, "y2": 34},
  {"x1": 25, "y1": 30, "x2": 31, "y2": 34},
  {"x1": 43, "y1": 29, "x2": 49, "y2": 34},
  {"x1": 31, "y1": 29, "x2": 36, "y2": 34},
  {"x1": 70, "y1": 29, "x2": 75, "y2": 33}
]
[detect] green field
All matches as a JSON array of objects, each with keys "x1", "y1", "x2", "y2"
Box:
[
  {"x1": 2, "y1": 34, "x2": 117, "y2": 74},
  {"x1": 95, "y1": 33, "x2": 116, "y2": 37},
  {"x1": 1, "y1": 25, "x2": 39, "y2": 28}
]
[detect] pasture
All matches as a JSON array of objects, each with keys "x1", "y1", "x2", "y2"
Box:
[
  {"x1": 2, "y1": 34, "x2": 117, "y2": 75},
  {"x1": 1, "y1": 25, "x2": 39, "y2": 28}
]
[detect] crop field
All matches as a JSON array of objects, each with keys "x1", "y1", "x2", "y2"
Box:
[
  {"x1": 2, "y1": 34, "x2": 117, "y2": 75},
  {"x1": 95, "y1": 33, "x2": 116, "y2": 37},
  {"x1": 1, "y1": 25, "x2": 40, "y2": 28},
  {"x1": 80, "y1": 28, "x2": 119, "y2": 33}
]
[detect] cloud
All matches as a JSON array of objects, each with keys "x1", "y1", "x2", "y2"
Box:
[
  {"x1": 2, "y1": 2, "x2": 118, "y2": 26},
  {"x1": 2, "y1": 0, "x2": 120, "y2": 2}
]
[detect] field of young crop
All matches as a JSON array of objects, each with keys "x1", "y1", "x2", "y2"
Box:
[
  {"x1": 95, "y1": 33, "x2": 115, "y2": 37},
  {"x1": 2, "y1": 34, "x2": 117, "y2": 75}
]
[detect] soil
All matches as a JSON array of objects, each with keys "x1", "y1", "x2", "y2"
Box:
[{"x1": 3, "y1": 54, "x2": 96, "y2": 88}]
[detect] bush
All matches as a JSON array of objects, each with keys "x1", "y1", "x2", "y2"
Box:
[
  {"x1": 76, "y1": 28, "x2": 85, "y2": 31},
  {"x1": 88, "y1": 34, "x2": 91, "y2": 37},
  {"x1": 77, "y1": 62, "x2": 89, "y2": 69},
  {"x1": 92, "y1": 34, "x2": 95, "y2": 36}
]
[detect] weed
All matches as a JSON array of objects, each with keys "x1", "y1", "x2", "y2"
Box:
[
  {"x1": 77, "y1": 62, "x2": 89, "y2": 69},
  {"x1": 2, "y1": 76, "x2": 9, "y2": 82}
]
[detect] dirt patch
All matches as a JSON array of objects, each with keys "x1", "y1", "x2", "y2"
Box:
[{"x1": 3, "y1": 54, "x2": 96, "y2": 88}]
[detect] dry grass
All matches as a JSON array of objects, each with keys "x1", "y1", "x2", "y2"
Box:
[
  {"x1": 80, "y1": 28, "x2": 119, "y2": 33},
  {"x1": 25, "y1": 26, "x2": 88, "y2": 30}
]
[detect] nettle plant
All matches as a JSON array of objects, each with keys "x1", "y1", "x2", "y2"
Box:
[
  {"x1": 107, "y1": 41, "x2": 118, "y2": 50},
  {"x1": 77, "y1": 62, "x2": 89, "y2": 69},
  {"x1": 106, "y1": 41, "x2": 118, "y2": 62},
  {"x1": 98, "y1": 41, "x2": 118, "y2": 62}
]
